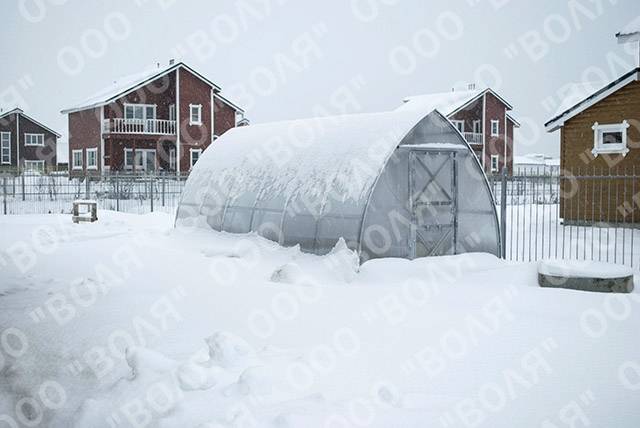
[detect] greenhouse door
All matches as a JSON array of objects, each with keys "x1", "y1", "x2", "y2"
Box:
[{"x1": 408, "y1": 149, "x2": 458, "y2": 258}]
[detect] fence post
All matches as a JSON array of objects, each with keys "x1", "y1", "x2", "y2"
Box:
[
  {"x1": 85, "y1": 174, "x2": 90, "y2": 199},
  {"x1": 21, "y1": 174, "x2": 25, "y2": 201},
  {"x1": 115, "y1": 171, "x2": 120, "y2": 212},
  {"x1": 2, "y1": 176, "x2": 7, "y2": 215},
  {"x1": 161, "y1": 174, "x2": 165, "y2": 207},
  {"x1": 149, "y1": 174, "x2": 154, "y2": 213},
  {"x1": 500, "y1": 167, "x2": 508, "y2": 259}
]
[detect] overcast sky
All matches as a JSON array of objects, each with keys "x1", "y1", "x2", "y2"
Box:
[{"x1": 2, "y1": 0, "x2": 639, "y2": 158}]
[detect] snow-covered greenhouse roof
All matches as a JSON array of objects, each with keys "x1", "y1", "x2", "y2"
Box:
[
  {"x1": 176, "y1": 108, "x2": 500, "y2": 261},
  {"x1": 186, "y1": 110, "x2": 426, "y2": 202}
]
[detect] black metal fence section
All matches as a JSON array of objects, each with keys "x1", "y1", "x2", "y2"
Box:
[
  {"x1": 1, "y1": 171, "x2": 188, "y2": 215},
  {"x1": 489, "y1": 168, "x2": 640, "y2": 270}
]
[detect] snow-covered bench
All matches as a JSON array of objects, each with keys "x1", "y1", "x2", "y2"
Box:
[{"x1": 538, "y1": 260, "x2": 634, "y2": 293}]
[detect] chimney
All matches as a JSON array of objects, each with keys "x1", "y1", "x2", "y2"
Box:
[{"x1": 169, "y1": 58, "x2": 175, "y2": 65}]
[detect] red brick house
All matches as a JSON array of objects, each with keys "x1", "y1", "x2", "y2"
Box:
[
  {"x1": 0, "y1": 108, "x2": 60, "y2": 172},
  {"x1": 397, "y1": 86, "x2": 519, "y2": 175},
  {"x1": 61, "y1": 61, "x2": 245, "y2": 175}
]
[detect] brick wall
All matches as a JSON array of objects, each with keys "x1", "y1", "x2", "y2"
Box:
[{"x1": 69, "y1": 107, "x2": 101, "y2": 175}]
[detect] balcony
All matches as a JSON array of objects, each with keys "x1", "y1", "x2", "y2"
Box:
[
  {"x1": 463, "y1": 132, "x2": 483, "y2": 144},
  {"x1": 102, "y1": 118, "x2": 176, "y2": 135}
]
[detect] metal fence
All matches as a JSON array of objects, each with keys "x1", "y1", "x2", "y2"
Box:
[
  {"x1": 4, "y1": 167, "x2": 640, "y2": 271},
  {"x1": 489, "y1": 168, "x2": 640, "y2": 270},
  {"x1": 1, "y1": 171, "x2": 188, "y2": 215}
]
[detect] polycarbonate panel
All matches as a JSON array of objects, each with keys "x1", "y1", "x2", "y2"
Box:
[
  {"x1": 176, "y1": 109, "x2": 500, "y2": 261},
  {"x1": 360, "y1": 111, "x2": 500, "y2": 260}
]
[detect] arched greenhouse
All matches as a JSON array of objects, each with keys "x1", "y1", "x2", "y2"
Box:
[{"x1": 175, "y1": 109, "x2": 500, "y2": 261}]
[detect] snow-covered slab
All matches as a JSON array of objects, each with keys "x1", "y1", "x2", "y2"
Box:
[{"x1": 538, "y1": 259, "x2": 634, "y2": 293}]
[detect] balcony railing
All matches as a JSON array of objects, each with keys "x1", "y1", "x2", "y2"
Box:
[
  {"x1": 102, "y1": 118, "x2": 176, "y2": 135},
  {"x1": 463, "y1": 132, "x2": 483, "y2": 144}
]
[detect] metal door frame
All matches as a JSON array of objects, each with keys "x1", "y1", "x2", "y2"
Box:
[{"x1": 408, "y1": 149, "x2": 459, "y2": 258}]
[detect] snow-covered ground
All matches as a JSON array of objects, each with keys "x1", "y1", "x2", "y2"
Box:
[{"x1": 1, "y1": 211, "x2": 640, "y2": 427}]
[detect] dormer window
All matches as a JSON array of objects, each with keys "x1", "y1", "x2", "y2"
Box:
[{"x1": 592, "y1": 121, "x2": 629, "y2": 157}]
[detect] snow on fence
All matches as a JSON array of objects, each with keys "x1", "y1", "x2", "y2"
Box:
[
  {"x1": 0, "y1": 171, "x2": 188, "y2": 215},
  {"x1": 489, "y1": 168, "x2": 640, "y2": 271}
]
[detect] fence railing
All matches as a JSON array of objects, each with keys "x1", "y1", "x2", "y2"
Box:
[
  {"x1": 1, "y1": 171, "x2": 188, "y2": 215},
  {"x1": 489, "y1": 168, "x2": 640, "y2": 271}
]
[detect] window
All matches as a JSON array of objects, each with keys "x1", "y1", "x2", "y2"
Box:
[
  {"x1": 491, "y1": 155, "x2": 499, "y2": 173},
  {"x1": 86, "y1": 148, "x2": 98, "y2": 170},
  {"x1": 169, "y1": 104, "x2": 176, "y2": 121},
  {"x1": 473, "y1": 120, "x2": 482, "y2": 134},
  {"x1": 125, "y1": 149, "x2": 156, "y2": 171},
  {"x1": 190, "y1": 148, "x2": 202, "y2": 168},
  {"x1": 124, "y1": 149, "x2": 134, "y2": 169},
  {"x1": 169, "y1": 148, "x2": 176, "y2": 170},
  {"x1": 124, "y1": 104, "x2": 156, "y2": 121},
  {"x1": 451, "y1": 120, "x2": 464, "y2": 133},
  {"x1": 24, "y1": 133, "x2": 44, "y2": 146},
  {"x1": 1, "y1": 132, "x2": 10, "y2": 165},
  {"x1": 24, "y1": 160, "x2": 44, "y2": 172},
  {"x1": 592, "y1": 121, "x2": 630, "y2": 156},
  {"x1": 491, "y1": 120, "x2": 500, "y2": 137},
  {"x1": 72, "y1": 150, "x2": 83, "y2": 169},
  {"x1": 189, "y1": 104, "x2": 202, "y2": 125}
]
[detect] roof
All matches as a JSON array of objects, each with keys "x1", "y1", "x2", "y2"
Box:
[
  {"x1": 183, "y1": 108, "x2": 452, "y2": 204},
  {"x1": 397, "y1": 87, "x2": 514, "y2": 117},
  {"x1": 545, "y1": 67, "x2": 640, "y2": 132},
  {"x1": 0, "y1": 108, "x2": 61, "y2": 137},
  {"x1": 61, "y1": 62, "x2": 224, "y2": 114},
  {"x1": 514, "y1": 154, "x2": 559, "y2": 167},
  {"x1": 616, "y1": 17, "x2": 640, "y2": 43},
  {"x1": 214, "y1": 92, "x2": 245, "y2": 114},
  {"x1": 506, "y1": 113, "x2": 520, "y2": 127}
]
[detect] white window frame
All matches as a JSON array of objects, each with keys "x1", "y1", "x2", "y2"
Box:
[
  {"x1": 1, "y1": 132, "x2": 10, "y2": 165},
  {"x1": 491, "y1": 120, "x2": 500, "y2": 137},
  {"x1": 24, "y1": 133, "x2": 45, "y2": 147},
  {"x1": 124, "y1": 148, "x2": 156, "y2": 171},
  {"x1": 169, "y1": 148, "x2": 176, "y2": 170},
  {"x1": 24, "y1": 160, "x2": 44, "y2": 172},
  {"x1": 190, "y1": 148, "x2": 202, "y2": 169},
  {"x1": 592, "y1": 121, "x2": 630, "y2": 157},
  {"x1": 473, "y1": 120, "x2": 482, "y2": 134},
  {"x1": 86, "y1": 148, "x2": 98, "y2": 170},
  {"x1": 189, "y1": 104, "x2": 202, "y2": 125},
  {"x1": 124, "y1": 103, "x2": 156, "y2": 121},
  {"x1": 72, "y1": 149, "x2": 83, "y2": 170},
  {"x1": 451, "y1": 120, "x2": 464, "y2": 133},
  {"x1": 124, "y1": 148, "x2": 134, "y2": 170},
  {"x1": 491, "y1": 155, "x2": 499, "y2": 173},
  {"x1": 169, "y1": 104, "x2": 176, "y2": 121}
]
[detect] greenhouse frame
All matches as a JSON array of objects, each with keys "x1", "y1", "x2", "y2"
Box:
[{"x1": 175, "y1": 109, "x2": 501, "y2": 262}]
